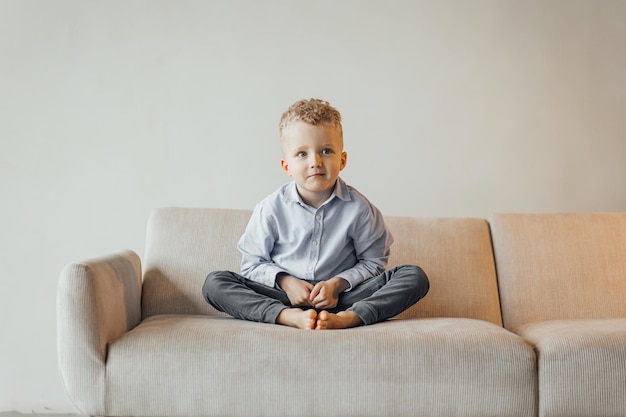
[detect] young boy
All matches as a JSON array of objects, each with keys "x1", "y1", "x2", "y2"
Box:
[{"x1": 202, "y1": 98, "x2": 429, "y2": 330}]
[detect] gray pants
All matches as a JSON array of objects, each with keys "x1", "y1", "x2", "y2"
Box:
[{"x1": 202, "y1": 265, "x2": 429, "y2": 325}]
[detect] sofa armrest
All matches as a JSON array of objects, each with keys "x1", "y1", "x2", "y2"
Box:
[{"x1": 57, "y1": 250, "x2": 141, "y2": 415}]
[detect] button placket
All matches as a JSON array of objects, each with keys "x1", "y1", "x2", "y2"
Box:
[{"x1": 308, "y1": 210, "x2": 323, "y2": 277}]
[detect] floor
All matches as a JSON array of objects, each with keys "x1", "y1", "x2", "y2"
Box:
[{"x1": 0, "y1": 413, "x2": 84, "y2": 417}]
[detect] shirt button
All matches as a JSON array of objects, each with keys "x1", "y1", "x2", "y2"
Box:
[
  {"x1": 312, "y1": 240, "x2": 318, "y2": 246},
  {"x1": 316, "y1": 214, "x2": 321, "y2": 220}
]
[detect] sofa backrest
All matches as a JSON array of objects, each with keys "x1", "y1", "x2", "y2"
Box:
[
  {"x1": 142, "y1": 208, "x2": 503, "y2": 325},
  {"x1": 386, "y1": 217, "x2": 502, "y2": 324},
  {"x1": 142, "y1": 208, "x2": 249, "y2": 318},
  {"x1": 491, "y1": 213, "x2": 626, "y2": 331}
]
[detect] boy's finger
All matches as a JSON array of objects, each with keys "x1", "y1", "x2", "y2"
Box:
[
  {"x1": 313, "y1": 296, "x2": 328, "y2": 308},
  {"x1": 309, "y1": 283, "x2": 321, "y2": 300}
]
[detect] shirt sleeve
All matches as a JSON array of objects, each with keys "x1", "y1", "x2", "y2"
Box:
[
  {"x1": 237, "y1": 204, "x2": 286, "y2": 288},
  {"x1": 335, "y1": 202, "x2": 393, "y2": 291}
]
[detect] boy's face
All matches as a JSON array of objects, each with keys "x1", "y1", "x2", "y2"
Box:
[{"x1": 280, "y1": 121, "x2": 347, "y2": 207}]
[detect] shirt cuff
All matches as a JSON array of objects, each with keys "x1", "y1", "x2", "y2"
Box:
[
  {"x1": 263, "y1": 265, "x2": 287, "y2": 288},
  {"x1": 335, "y1": 270, "x2": 363, "y2": 292}
]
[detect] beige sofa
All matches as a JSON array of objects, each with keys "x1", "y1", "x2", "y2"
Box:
[{"x1": 57, "y1": 208, "x2": 626, "y2": 417}]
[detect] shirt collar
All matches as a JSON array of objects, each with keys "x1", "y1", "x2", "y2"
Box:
[
  {"x1": 284, "y1": 177, "x2": 352, "y2": 206},
  {"x1": 334, "y1": 177, "x2": 351, "y2": 202}
]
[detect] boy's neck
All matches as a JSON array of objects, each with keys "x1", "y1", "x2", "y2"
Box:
[{"x1": 296, "y1": 185, "x2": 335, "y2": 209}]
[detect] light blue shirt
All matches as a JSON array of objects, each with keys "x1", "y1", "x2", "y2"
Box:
[{"x1": 238, "y1": 177, "x2": 393, "y2": 291}]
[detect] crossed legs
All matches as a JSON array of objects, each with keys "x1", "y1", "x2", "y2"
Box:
[{"x1": 202, "y1": 265, "x2": 429, "y2": 330}]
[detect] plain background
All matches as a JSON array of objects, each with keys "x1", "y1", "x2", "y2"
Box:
[{"x1": 1, "y1": 0, "x2": 625, "y2": 413}]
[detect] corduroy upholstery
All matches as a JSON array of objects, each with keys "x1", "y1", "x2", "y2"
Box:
[
  {"x1": 142, "y1": 209, "x2": 503, "y2": 324},
  {"x1": 105, "y1": 316, "x2": 535, "y2": 417},
  {"x1": 386, "y1": 217, "x2": 502, "y2": 324},
  {"x1": 517, "y1": 319, "x2": 626, "y2": 417},
  {"x1": 57, "y1": 250, "x2": 142, "y2": 416},
  {"x1": 58, "y1": 208, "x2": 541, "y2": 417},
  {"x1": 141, "y1": 208, "x2": 249, "y2": 318},
  {"x1": 491, "y1": 213, "x2": 626, "y2": 417}
]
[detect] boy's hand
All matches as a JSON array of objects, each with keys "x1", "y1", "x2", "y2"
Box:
[
  {"x1": 276, "y1": 274, "x2": 314, "y2": 307},
  {"x1": 310, "y1": 277, "x2": 349, "y2": 310}
]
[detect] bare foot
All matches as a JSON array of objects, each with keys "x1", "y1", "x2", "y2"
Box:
[
  {"x1": 276, "y1": 308, "x2": 318, "y2": 330},
  {"x1": 315, "y1": 310, "x2": 363, "y2": 330}
]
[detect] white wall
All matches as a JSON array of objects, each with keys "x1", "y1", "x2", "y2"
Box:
[{"x1": 1, "y1": 0, "x2": 625, "y2": 413}]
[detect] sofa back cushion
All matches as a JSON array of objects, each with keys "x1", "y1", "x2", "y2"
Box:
[
  {"x1": 491, "y1": 213, "x2": 626, "y2": 331},
  {"x1": 142, "y1": 208, "x2": 249, "y2": 318},
  {"x1": 386, "y1": 217, "x2": 502, "y2": 324},
  {"x1": 142, "y1": 208, "x2": 503, "y2": 325}
]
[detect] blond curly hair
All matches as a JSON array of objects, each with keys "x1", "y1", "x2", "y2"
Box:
[{"x1": 279, "y1": 98, "x2": 343, "y2": 139}]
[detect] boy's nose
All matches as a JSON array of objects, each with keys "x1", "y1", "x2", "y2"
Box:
[{"x1": 310, "y1": 154, "x2": 322, "y2": 167}]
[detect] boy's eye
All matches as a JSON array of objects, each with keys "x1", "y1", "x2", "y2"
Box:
[
  {"x1": 296, "y1": 151, "x2": 307, "y2": 158},
  {"x1": 321, "y1": 149, "x2": 333, "y2": 155}
]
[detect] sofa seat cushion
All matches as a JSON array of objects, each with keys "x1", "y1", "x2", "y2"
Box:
[
  {"x1": 518, "y1": 318, "x2": 626, "y2": 417},
  {"x1": 105, "y1": 315, "x2": 537, "y2": 417}
]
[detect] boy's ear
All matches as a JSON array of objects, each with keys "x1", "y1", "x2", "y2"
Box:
[
  {"x1": 340, "y1": 151, "x2": 347, "y2": 170},
  {"x1": 280, "y1": 159, "x2": 291, "y2": 175}
]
